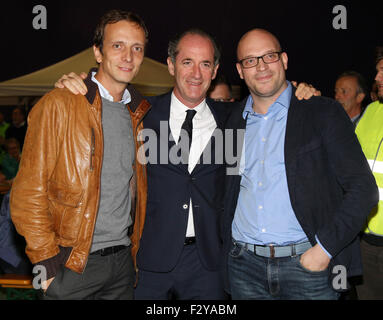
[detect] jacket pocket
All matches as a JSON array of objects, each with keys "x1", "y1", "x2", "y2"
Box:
[{"x1": 47, "y1": 180, "x2": 84, "y2": 242}]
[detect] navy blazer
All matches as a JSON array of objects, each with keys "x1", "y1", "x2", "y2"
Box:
[
  {"x1": 222, "y1": 89, "x2": 379, "y2": 292},
  {"x1": 137, "y1": 92, "x2": 228, "y2": 273}
]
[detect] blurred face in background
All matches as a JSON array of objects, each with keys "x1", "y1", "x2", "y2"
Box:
[
  {"x1": 209, "y1": 83, "x2": 234, "y2": 102},
  {"x1": 6, "y1": 140, "x2": 20, "y2": 160},
  {"x1": 375, "y1": 59, "x2": 383, "y2": 102},
  {"x1": 334, "y1": 76, "x2": 365, "y2": 117},
  {"x1": 12, "y1": 108, "x2": 25, "y2": 127}
]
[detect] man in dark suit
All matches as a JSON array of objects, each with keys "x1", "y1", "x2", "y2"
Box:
[
  {"x1": 134, "y1": 29, "x2": 227, "y2": 299},
  {"x1": 222, "y1": 29, "x2": 378, "y2": 300}
]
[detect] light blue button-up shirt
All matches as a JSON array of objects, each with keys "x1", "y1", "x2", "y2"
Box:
[{"x1": 232, "y1": 82, "x2": 309, "y2": 246}]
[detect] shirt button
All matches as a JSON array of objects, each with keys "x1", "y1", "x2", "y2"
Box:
[
  {"x1": 259, "y1": 205, "x2": 263, "y2": 210},
  {"x1": 262, "y1": 228, "x2": 266, "y2": 233},
  {"x1": 262, "y1": 137, "x2": 266, "y2": 142},
  {"x1": 258, "y1": 182, "x2": 263, "y2": 187},
  {"x1": 260, "y1": 160, "x2": 264, "y2": 165},
  {"x1": 183, "y1": 204, "x2": 188, "y2": 209},
  {"x1": 85, "y1": 213, "x2": 90, "y2": 219}
]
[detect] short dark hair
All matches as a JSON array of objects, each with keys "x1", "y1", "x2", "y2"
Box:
[
  {"x1": 207, "y1": 73, "x2": 232, "y2": 97},
  {"x1": 12, "y1": 106, "x2": 26, "y2": 119},
  {"x1": 93, "y1": 9, "x2": 148, "y2": 54},
  {"x1": 336, "y1": 70, "x2": 368, "y2": 96},
  {"x1": 168, "y1": 28, "x2": 221, "y2": 66},
  {"x1": 376, "y1": 46, "x2": 383, "y2": 65}
]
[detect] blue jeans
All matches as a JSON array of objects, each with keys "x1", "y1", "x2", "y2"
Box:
[{"x1": 228, "y1": 240, "x2": 339, "y2": 300}]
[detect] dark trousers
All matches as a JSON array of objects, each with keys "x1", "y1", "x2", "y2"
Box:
[
  {"x1": 42, "y1": 246, "x2": 135, "y2": 300},
  {"x1": 135, "y1": 244, "x2": 226, "y2": 300},
  {"x1": 356, "y1": 239, "x2": 383, "y2": 300}
]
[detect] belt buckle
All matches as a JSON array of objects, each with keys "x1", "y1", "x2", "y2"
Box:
[{"x1": 268, "y1": 244, "x2": 275, "y2": 258}]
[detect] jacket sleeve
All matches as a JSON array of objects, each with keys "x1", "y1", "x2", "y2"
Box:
[
  {"x1": 315, "y1": 99, "x2": 379, "y2": 257},
  {"x1": 10, "y1": 90, "x2": 67, "y2": 267}
]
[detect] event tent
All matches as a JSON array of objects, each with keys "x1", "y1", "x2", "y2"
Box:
[{"x1": 0, "y1": 47, "x2": 175, "y2": 105}]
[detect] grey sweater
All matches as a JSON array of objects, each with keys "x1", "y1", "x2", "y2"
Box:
[{"x1": 90, "y1": 97, "x2": 135, "y2": 252}]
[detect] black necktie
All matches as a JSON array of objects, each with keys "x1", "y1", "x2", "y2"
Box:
[{"x1": 179, "y1": 109, "x2": 197, "y2": 163}]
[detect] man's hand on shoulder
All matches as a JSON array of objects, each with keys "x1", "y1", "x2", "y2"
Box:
[
  {"x1": 292, "y1": 81, "x2": 321, "y2": 100},
  {"x1": 55, "y1": 72, "x2": 88, "y2": 95}
]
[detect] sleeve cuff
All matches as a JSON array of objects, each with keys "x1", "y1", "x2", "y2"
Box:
[
  {"x1": 315, "y1": 235, "x2": 332, "y2": 259},
  {"x1": 35, "y1": 246, "x2": 72, "y2": 279}
]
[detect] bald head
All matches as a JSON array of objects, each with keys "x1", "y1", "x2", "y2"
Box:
[
  {"x1": 237, "y1": 29, "x2": 281, "y2": 60},
  {"x1": 235, "y1": 28, "x2": 288, "y2": 113}
]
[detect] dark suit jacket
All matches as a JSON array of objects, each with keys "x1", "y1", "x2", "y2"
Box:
[
  {"x1": 137, "y1": 92, "x2": 228, "y2": 273},
  {"x1": 222, "y1": 88, "x2": 379, "y2": 291}
]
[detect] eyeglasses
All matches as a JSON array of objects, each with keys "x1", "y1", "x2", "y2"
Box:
[{"x1": 238, "y1": 52, "x2": 282, "y2": 69}]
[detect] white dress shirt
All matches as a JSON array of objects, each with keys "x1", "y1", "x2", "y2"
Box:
[
  {"x1": 91, "y1": 72, "x2": 131, "y2": 104},
  {"x1": 169, "y1": 93, "x2": 217, "y2": 237}
]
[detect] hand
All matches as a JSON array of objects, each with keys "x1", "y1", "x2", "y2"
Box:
[
  {"x1": 292, "y1": 81, "x2": 321, "y2": 100},
  {"x1": 54, "y1": 72, "x2": 88, "y2": 95},
  {"x1": 299, "y1": 244, "x2": 330, "y2": 272},
  {"x1": 42, "y1": 277, "x2": 55, "y2": 292}
]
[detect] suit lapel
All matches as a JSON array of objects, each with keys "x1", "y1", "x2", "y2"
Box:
[
  {"x1": 285, "y1": 91, "x2": 304, "y2": 164},
  {"x1": 284, "y1": 90, "x2": 305, "y2": 206},
  {"x1": 226, "y1": 99, "x2": 247, "y2": 190},
  {"x1": 191, "y1": 99, "x2": 226, "y2": 174}
]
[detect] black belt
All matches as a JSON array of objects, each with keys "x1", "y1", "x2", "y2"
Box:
[
  {"x1": 90, "y1": 245, "x2": 127, "y2": 256},
  {"x1": 184, "y1": 237, "x2": 196, "y2": 245}
]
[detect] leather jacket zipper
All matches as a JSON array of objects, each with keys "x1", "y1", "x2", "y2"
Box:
[{"x1": 90, "y1": 128, "x2": 95, "y2": 171}]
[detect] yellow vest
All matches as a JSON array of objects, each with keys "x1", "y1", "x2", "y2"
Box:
[{"x1": 356, "y1": 101, "x2": 383, "y2": 236}]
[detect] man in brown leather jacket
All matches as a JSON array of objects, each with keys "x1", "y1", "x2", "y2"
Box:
[{"x1": 10, "y1": 9, "x2": 150, "y2": 300}]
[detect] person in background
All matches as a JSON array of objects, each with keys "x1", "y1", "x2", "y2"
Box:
[
  {"x1": 5, "y1": 107, "x2": 28, "y2": 150},
  {"x1": 0, "y1": 138, "x2": 21, "y2": 184},
  {"x1": 0, "y1": 111, "x2": 10, "y2": 144},
  {"x1": 0, "y1": 111, "x2": 10, "y2": 166},
  {"x1": 354, "y1": 46, "x2": 383, "y2": 300},
  {"x1": 370, "y1": 81, "x2": 379, "y2": 102},
  {"x1": 335, "y1": 71, "x2": 368, "y2": 127},
  {"x1": 208, "y1": 73, "x2": 235, "y2": 102}
]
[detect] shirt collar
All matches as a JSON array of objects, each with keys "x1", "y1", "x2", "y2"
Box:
[
  {"x1": 170, "y1": 91, "x2": 206, "y2": 120},
  {"x1": 243, "y1": 81, "x2": 292, "y2": 120},
  {"x1": 91, "y1": 72, "x2": 131, "y2": 105}
]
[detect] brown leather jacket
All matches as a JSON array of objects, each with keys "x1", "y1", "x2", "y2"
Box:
[{"x1": 10, "y1": 73, "x2": 150, "y2": 276}]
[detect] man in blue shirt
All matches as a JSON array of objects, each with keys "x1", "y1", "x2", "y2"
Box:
[{"x1": 223, "y1": 29, "x2": 378, "y2": 300}]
